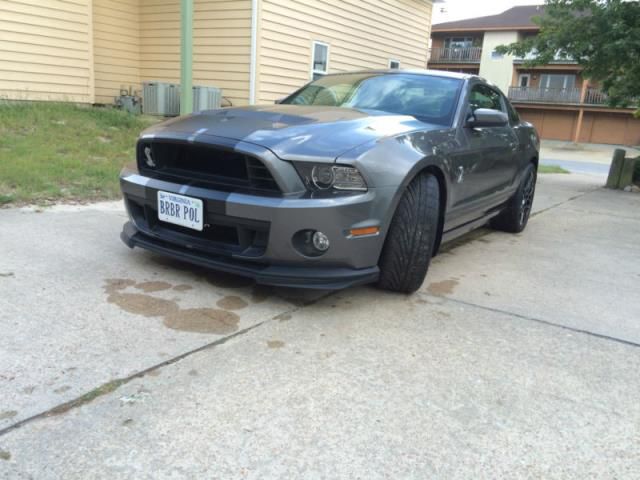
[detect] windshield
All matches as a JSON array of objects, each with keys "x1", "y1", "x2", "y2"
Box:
[{"x1": 281, "y1": 73, "x2": 462, "y2": 126}]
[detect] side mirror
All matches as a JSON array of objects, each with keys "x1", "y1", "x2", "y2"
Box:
[{"x1": 466, "y1": 108, "x2": 508, "y2": 128}]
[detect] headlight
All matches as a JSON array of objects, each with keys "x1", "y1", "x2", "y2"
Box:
[{"x1": 294, "y1": 163, "x2": 367, "y2": 192}]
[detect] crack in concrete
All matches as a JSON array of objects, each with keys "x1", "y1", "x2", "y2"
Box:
[
  {"x1": 530, "y1": 186, "x2": 601, "y2": 218},
  {"x1": 0, "y1": 291, "x2": 335, "y2": 438},
  {"x1": 435, "y1": 295, "x2": 640, "y2": 349}
]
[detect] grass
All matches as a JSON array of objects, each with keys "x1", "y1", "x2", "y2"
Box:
[
  {"x1": 538, "y1": 164, "x2": 570, "y2": 174},
  {"x1": 0, "y1": 101, "x2": 159, "y2": 205}
]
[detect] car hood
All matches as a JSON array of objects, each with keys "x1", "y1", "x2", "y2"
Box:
[{"x1": 143, "y1": 105, "x2": 443, "y2": 162}]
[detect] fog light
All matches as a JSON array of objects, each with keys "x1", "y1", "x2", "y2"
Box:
[
  {"x1": 312, "y1": 231, "x2": 330, "y2": 251},
  {"x1": 292, "y1": 229, "x2": 330, "y2": 257}
]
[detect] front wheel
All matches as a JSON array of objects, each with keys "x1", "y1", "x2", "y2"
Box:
[
  {"x1": 377, "y1": 173, "x2": 440, "y2": 294},
  {"x1": 491, "y1": 163, "x2": 537, "y2": 233}
]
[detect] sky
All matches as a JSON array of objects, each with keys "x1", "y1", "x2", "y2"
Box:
[{"x1": 432, "y1": 0, "x2": 546, "y2": 24}]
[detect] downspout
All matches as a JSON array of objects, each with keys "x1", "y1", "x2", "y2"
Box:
[
  {"x1": 180, "y1": 0, "x2": 194, "y2": 114},
  {"x1": 249, "y1": 0, "x2": 259, "y2": 105}
]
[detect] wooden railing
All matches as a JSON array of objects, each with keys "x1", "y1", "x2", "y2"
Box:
[
  {"x1": 508, "y1": 87, "x2": 582, "y2": 103},
  {"x1": 508, "y1": 87, "x2": 610, "y2": 105},
  {"x1": 428, "y1": 47, "x2": 482, "y2": 63}
]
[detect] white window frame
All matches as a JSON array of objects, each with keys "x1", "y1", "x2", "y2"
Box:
[
  {"x1": 388, "y1": 59, "x2": 401, "y2": 69},
  {"x1": 444, "y1": 37, "x2": 474, "y2": 49},
  {"x1": 518, "y1": 74, "x2": 531, "y2": 87},
  {"x1": 311, "y1": 41, "x2": 330, "y2": 80},
  {"x1": 540, "y1": 73, "x2": 576, "y2": 89}
]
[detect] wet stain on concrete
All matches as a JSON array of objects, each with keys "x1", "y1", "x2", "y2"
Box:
[
  {"x1": 107, "y1": 292, "x2": 179, "y2": 318},
  {"x1": 104, "y1": 278, "x2": 136, "y2": 295},
  {"x1": 188, "y1": 369, "x2": 199, "y2": 376},
  {"x1": 267, "y1": 340, "x2": 285, "y2": 349},
  {"x1": 0, "y1": 272, "x2": 14, "y2": 278},
  {"x1": 217, "y1": 295, "x2": 249, "y2": 311},
  {"x1": 134, "y1": 281, "x2": 172, "y2": 293},
  {"x1": 274, "y1": 312, "x2": 292, "y2": 322},
  {"x1": 173, "y1": 284, "x2": 193, "y2": 292},
  {"x1": 0, "y1": 449, "x2": 11, "y2": 461},
  {"x1": 54, "y1": 386, "x2": 71, "y2": 394},
  {"x1": 104, "y1": 279, "x2": 241, "y2": 335},
  {"x1": 427, "y1": 278, "x2": 459, "y2": 296},
  {"x1": 163, "y1": 308, "x2": 239, "y2": 334},
  {"x1": 122, "y1": 418, "x2": 134, "y2": 426},
  {"x1": 206, "y1": 271, "x2": 255, "y2": 289},
  {"x1": 0, "y1": 410, "x2": 17, "y2": 420}
]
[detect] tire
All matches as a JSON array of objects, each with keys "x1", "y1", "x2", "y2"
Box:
[
  {"x1": 377, "y1": 173, "x2": 440, "y2": 293},
  {"x1": 491, "y1": 163, "x2": 537, "y2": 233}
]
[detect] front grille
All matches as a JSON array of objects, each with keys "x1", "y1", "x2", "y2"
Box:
[{"x1": 137, "y1": 140, "x2": 281, "y2": 194}]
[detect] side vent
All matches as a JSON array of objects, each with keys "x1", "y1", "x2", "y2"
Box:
[{"x1": 246, "y1": 158, "x2": 280, "y2": 192}]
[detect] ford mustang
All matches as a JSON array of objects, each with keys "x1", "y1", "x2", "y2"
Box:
[{"x1": 120, "y1": 70, "x2": 539, "y2": 293}]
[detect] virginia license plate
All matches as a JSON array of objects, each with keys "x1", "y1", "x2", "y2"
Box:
[{"x1": 157, "y1": 191, "x2": 203, "y2": 231}]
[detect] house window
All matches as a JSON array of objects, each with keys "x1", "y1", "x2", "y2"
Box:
[
  {"x1": 444, "y1": 37, "x2": 474, "y2": 49},
  {"x1": 311, "y1": 41, "x2": 329, "y2": 80},
  {"x1": 540, "y1": 74, "x2": 576, "y2": 89},
  {"x1": 389, "y1": 59, "x2": 400, "y2": 69},
  {"x1": 518, "y1": 74, "x2": 531, "y2": 87}
]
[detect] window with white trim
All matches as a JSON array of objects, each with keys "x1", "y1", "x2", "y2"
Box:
[
  {"x1": 311, "y1": 41, "x2": 329, "y2": 80},
  {"x1": 539, "y1": 73, "x2": 576, "y2": 89},
  {"x1": 518, "y1": 74, "x2": 531, "y2": 87},
  {"x1": 389, "y1": 59, "x2": 400, "y2": 69}
]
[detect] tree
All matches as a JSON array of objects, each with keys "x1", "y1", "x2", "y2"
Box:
[{"x1": 496, "y1": 0, "x2": 640, "y2": 113}]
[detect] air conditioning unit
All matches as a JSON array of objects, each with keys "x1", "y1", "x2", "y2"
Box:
[
  {"x1": 143, "y1": 82, "x2": 222, "y2": 116},
  {"x1": 193, "y1": 86, "x2": 222, "y2": 112},
  {"x1": 142, "y1": 82, "x2": 181, "y2": 116}
]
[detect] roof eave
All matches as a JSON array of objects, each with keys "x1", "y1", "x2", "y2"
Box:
[{"x1": 431, "y1": 26, "x2": 541, "y2": 33}]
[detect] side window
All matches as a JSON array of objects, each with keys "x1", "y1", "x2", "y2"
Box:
[
  {"x1": 469, "y1": 84, "x2": 503, "y2": 112},
  {"x1": 311, "y1": 41, "x2": 329, "y2": 80},
  {"x1": 504, "y1": 96, "x2": 520, "y2": 124}
]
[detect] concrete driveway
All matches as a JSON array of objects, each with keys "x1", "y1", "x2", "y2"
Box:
[{"x1": 1, "y1": 173, "x2": 639, "y2": 479}]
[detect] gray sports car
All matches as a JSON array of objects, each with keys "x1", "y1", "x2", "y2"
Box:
[{"x1": 120, "y1": 70, "x2": 539, "y2": 293}]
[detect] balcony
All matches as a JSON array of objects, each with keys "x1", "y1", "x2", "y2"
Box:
[
  {"x1": 428, "y1": 47, "x2": 482, "y2": 64},
  {"x1": 508, "y1": 87, "x2": 609, "y2": 105}
]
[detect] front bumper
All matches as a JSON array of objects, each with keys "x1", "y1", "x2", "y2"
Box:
[
  {"x1": 121, "y1": 222, "x2": 379, "y2": 289},
  {"x1": 120, "y1": 169, "x2": 393, "y2": 289}
]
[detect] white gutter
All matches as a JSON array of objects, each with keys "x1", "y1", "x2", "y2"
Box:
[{"x1": 249, "y1": 0, "x2": 259, "y2": 105}]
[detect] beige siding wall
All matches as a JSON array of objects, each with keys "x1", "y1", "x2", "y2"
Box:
[
  {"x1": 0, "y1": 0, "x2": 94, "y2": 102},
  {"x1": 92, "y1": 0, "x2": 141, "y2": 104},
  {"x1": 140, "y1": 0, "x2": 252, "y2": 106},
  {"x1": 257, "y1": 0, "x2": 433, "y2": 104}
]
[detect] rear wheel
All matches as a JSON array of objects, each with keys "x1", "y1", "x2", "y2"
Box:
[
  {"x1": 491, "y1": 163, "x2": 537, "y2": 233},
  {"x1": 377, "y1": 173, "x2": 440, "y2": 293}
]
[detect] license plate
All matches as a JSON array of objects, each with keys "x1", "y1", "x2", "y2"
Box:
[{"x1": 157, "y1": 191, "x2": 203, "y2": 231}]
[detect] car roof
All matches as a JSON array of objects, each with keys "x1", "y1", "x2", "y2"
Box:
[{"x1": 323, "y1": 69, "x2": 480, "y2": 81}]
